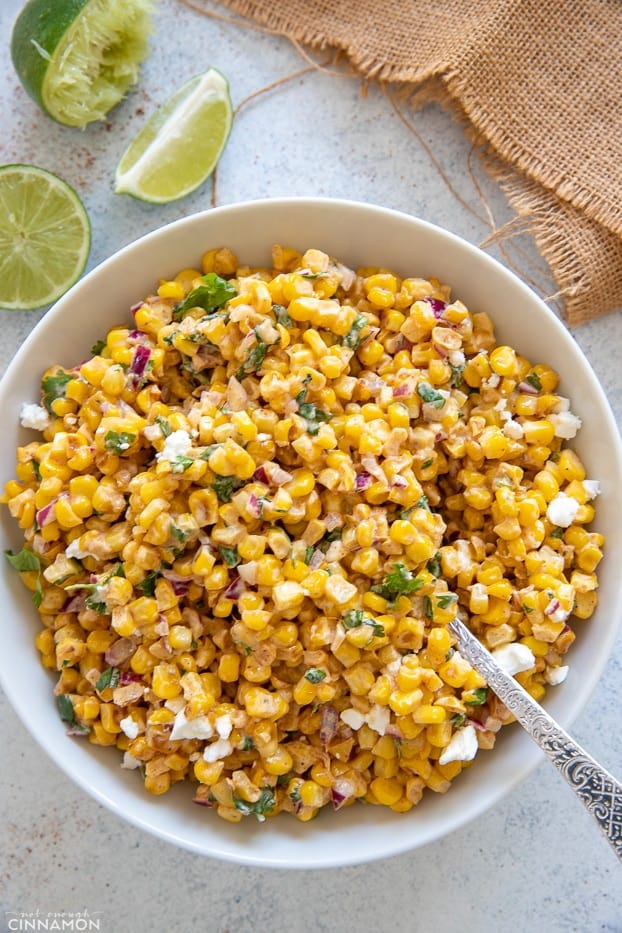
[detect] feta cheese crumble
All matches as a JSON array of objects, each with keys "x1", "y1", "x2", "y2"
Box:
[
  {"x1": 157, "y1": 429, "x2": 193, "y2": 462},
  {"x1": 549, "y1": 410, "x2": 582, "y2": 439},
  {"x1": 582, "y1": 479, "x2": 601, "y2": 500},
  {"x1": 170, "y1": 707, "x2": 214, "y2": 741},
  {"x1": 119, "y1": 715, "x2": 139, "y2": 739},
  {"x1": 492, "y1": 643, "x2": 536, "y2": 676},
  {"x1": 202, "y1": 738, "x2": 233, "y2": 763},
  {"x1": 340, "y1": 708, "x2": 366, "y2": 731},
  {"x1": 546, "y1": 492, "x2": 580, "y2": 528},
  {"x1": 545, "y1": 665, "x2": 569, "y2": 686},
  {"x1": 438, "y1": 724, "x2": 478, "y2": 765},
  {"x1": 20, "y1": 402, "x2": 50, "y2": 431}
]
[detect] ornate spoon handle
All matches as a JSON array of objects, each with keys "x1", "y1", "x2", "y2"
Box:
[{"x1": 448, "y1": 618, "x2": 622, "y2": 863}]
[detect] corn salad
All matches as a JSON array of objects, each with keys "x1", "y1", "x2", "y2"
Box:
[{"x1": 2, "y1": 244, "x2": 604, "y2": 823}]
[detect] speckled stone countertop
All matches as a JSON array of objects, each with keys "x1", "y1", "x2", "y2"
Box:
[{"x1": 1, "y1": 1, "x2": 621, "y2": 931}]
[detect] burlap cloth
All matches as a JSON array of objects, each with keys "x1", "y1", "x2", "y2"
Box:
[{"x1": 217, "y1": 0, "x2": 622, "y2": 326}]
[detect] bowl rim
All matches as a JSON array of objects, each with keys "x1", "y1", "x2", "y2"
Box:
[{"x1": 1, "y1": 196, "x2": 621, "y2": 868}]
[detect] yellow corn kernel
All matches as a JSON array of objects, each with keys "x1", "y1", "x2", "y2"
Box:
[
  {"x1": 151, "y1": 662, "x2": 182, "y2": 700},
  {"x1": 218, "y1": 652, "x2": 241, "y2": 682},
  {"x1": 489, "y1": 345, "x2": 517, "y2": 377},
  {"x1": 194, "y1": 757, "x2": 224, "y2": 786},
  {"x1": 388, "y1": 689, "x2": 423, "y2": 715},
  {"x1": 412, "y1": 704, "x2": 447, "y2": 725},
  {"x1": 243, "y1": 686, "x2": 288, "y2": 720},
  {"x1": 523, "y1": 419, "x2": 555, "y2": 446},
  {"x1": 157, "y1": 280, "x2": 185, "y2": 301},
  {"x1": 370, "y1": 777, "x2": 403, "y2": 806}
]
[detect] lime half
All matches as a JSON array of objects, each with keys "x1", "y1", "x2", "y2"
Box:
[
  {"x1": 0, "y1": 165, "x2": 91, "y2": 311},
  {"x1": 10, "y1": 0, "x2": 155, "y2": 128},
  {"x1": 115, "y1": 68, "x2": 233, "y2": 203}
]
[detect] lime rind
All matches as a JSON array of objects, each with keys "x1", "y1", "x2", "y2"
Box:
[
  {"x1": 11, "y1": 0, "x2": 155, "y2": 128},
  {"x1": 114, "y1": 68, "x2": 233, "y2": 204},
  {"x1": 0, "y1": 164, "x2": 91, "y2": 311}
]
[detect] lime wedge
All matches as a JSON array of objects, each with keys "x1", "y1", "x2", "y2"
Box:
[
  {"x1": 10, "y1": 0, "x2": 155, "y2": 128},
  {"x1": 0, "y1": 165, "x2": 91, "y2": 311},
  {"x1": 114, "y1": 68, "x2": 233, "y2": 203}
]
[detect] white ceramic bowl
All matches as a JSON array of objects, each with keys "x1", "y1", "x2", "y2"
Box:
[{"x1": 1, "y1": 198, "x2": 621, "y2": 868}]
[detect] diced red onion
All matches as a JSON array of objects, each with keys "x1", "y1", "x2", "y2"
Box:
[
  {"x1": 309, "y1": 549, "x2": 324, "y2": 570},
  {"x1": 36, "y1": 500, "x2": 57, "y2": 527},
  {"x1": 320, "y1": 705, "x2": 339, "y2": 746},
  {"x1": 170, "y1": 579, "x2": 190, "y2": 596},
  {"x1": 426, "y1": 297, "x2": 446, "y2": 318},
  {"x1": 247, "y1": 493, "x2": 262, "y2": 519},
  {"x1": 467, "y1": 717, "x2": 487, "y2": 731},
  {"x1": 355, "y1": 471, "x2": 372, "y2": 490},
  {"x1": 393, "y1": 381, "x2": 415, "y2": 398},
  {"x1": 518, "y1": 380, "x2": 539, "y2": 395},
  {"x1": 237, "y1": 561, "x2": 258, "y2": 585},
  {"x1": 392, "y1": 475, "x2": 408, "y2": 488},
  {"x1": 384, "y1": 724, "x2": 404, "y2": 738},
  {"x1": 65, "y1": 725, "x2": 89, "y2": 737},
  {"x1": 120, "y1": 671, "x2": 143, "y2": 685},
  {"x1": 224, "y1": 576, "x2": 246, "y2": 599},
  {"x1": 252, "y1": 466, "x2": 269, "y2": 484},
  {"x1": 130, "y1": 301, "x2": 143, "y2": 314},
  {"x1": 544, "y1": 598, "x2": 561, "y2": 616},
  {"x1": 105, "y1": 637, "x2": 136, "y2": 666},
  {"x1": 331, "y1": 788, "x2": 347, "y2": 810},
  {"x1": 130, "y1": 345, "x2": 151, "y2": 378},
  {"x1": 128, "y1": 329, "x2": 142, "y2": 341},
  {"x1": 63, "y1": 593, "x2": 86, "y2": 613},
  {"x1": 324, "y1": 512, "x2": 342, "y2": 531},
  {"x1": 192, "y1": 796, "x2": 215, "y2": 807}
]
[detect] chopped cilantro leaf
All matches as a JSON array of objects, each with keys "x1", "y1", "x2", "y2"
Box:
[
  {"x1": 56, "y1": 694, "x2": 89, "y2": 733},
  {"x1": 437, "y1": 593, "x2": 458, "y2": 609},
  {"x1": 232, "y1": 787, "x2": 275, "y2": 822},
  {"x1": 170, "y1": 524, "x2": 191, "y2": 543},
  {"x1": 550, "y1": 527, "x2": 564, "y2": 539},
  {"x1": 427, "y1": 552, "x2": 442, "y2": 577},
  {"x1": 4, "y1": 547, "x2": 40, "y2": 573},
  {"x1": 464, "y1": 687, "x2": 488, "y2": 706},
  {"x1": 297, "y1": 395, "x2": 332, "y2": 436},
  {"x1": 304, "y1": 545, "x2": 315, "y2": 565},
  {"x1": 451, "y1": 713, "x2": 467, "y2": 728},
  {"x1": 450, "y1": 365, "x2": 465, "y2": 388},
  {"x1": 218, "y1": 546, "x2": 239, "y2": 567},
  {"x1": 421, "y1": 457, "x2": 434, "y2": 469},
  {"x1": 525, "y1": 372, "x2": 542, "y2": 392},
  {"x1": 91, "y1": 339, "x2": 106, "y2": 356},
  {"x1": 211, "y1": 475, "x2": 245, "y2": 503},
  {"x1": 304, "y1": 668, "x2": 327, "y2": 684},
  {"x1": 341, "y1": 609, "x2": 384, "y2": 637},
  {"x1": 41, "y1": 371, "x2": 73, "y2": 414},
  {"x1": 417, "y1": 382, "x2": 446, "y2": 408},
  {"x1": 155, "y1": 415, "x2": 172, "y2": 437},
  {"x1": 171, "y1": 455, "x2": 194, "y2": 474},
  {"x1": 137, "y1": 571, "x2": 159, "y2": 597},
  {"x1": 273, "y1": 304, "x2": 293, "y2": 328},
  {"x1": 236, "y1": 332, "x2": 271, "y2": 381},
  {"x1": 174, "y1": 273, "x2": 237, "y2": 320},
  {"x1": 423, "y1": 595, "x2": 434, "y2": 620},
  {"x1": 85, "y1": 594, "x2": 107, "y2": 614},
  {"x1": 241, "y1": 735, "x2": 254, "y2": 751},
  {"x1": 415, "y1": 495, "x2": 429, "y2": 510},
  {"x1": 104, "y1": 430, "x2": 135, "y2": 454},
  {"x1": 95, "y1": 667, "x2": 121, "y2": 692},
  {"x1": 371, "y1": 562, "x2": 424, "y2": 601},
  {"x1": 343, "y1": 313, "x2": 368, "y2": 349},
  {"x1": 200, "y1": 443, "x2": 223, "y2": 460},
  {"x1": 289, "y1": 785, "x2": 301, "y2": 803}
]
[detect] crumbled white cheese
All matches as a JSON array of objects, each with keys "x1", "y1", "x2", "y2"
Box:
[
  {"x1": 553, "y1": 396, "x2": 571, "y2": 412},
  {"x1": 215, "y1": 714, "x2": 233, "y2": 740},
  {"x1": 502, "y1": 419, "x2": 524, "y2": 439},
  {"x1": 492, "y1": 642, "x2": 536, "y2": 676},
  {"x1": 546, "y1": 492, "x2": 580, "y2": 528},
  {"x1": 119, "y1": 715, "x2": 139, "y2": 739},
  {"x1": 143, "y1": 424, "x2": 162, "y2": 443},
  {"x1": 20, "y1": 402, "x2": 50, "y2": 431},
  {"x1": 365, "y1": 704, "x2": 390, "y2": 736},
  {"x1": 121, "y1": 751, "x2": 141, "y2": 770},
  {"x1": 449, "y1": 350, "x2": 466, "y2": 368},
  {"x1": 202, "y1": 738, "x2": 233, "y2": 763},
  {"x1": 170, "y1": 708, "x2": 214, "y2": 741},
  {"x1": 438, "y1": 725, "x2": 479, "y2": 765},
  {"x1": 157, "y1": 429, "x2": 193, "y2": 462},
  {"x1": 545, "y1": 665, "x2": 569, "y2": 686},
  {"x1": 482, "y1": 373, "x2": 501, "y2": 389},
  {"x1": 340, "y1": 708, "x2": 365, "y2": 731},
  {"x1": 164, "y1": 696, "x2": 186, "y2": 713},
  {"x1": 549, "y1": 411, "x2": 582, "y2": 439},
  {"x1": 583, "y1": 480, "x2": 601, "y2": 500}
]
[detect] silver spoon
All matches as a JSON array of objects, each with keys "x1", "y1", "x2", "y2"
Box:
[{"x1": 448, "y1": 617, "x2": 622, "y2": 863}]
